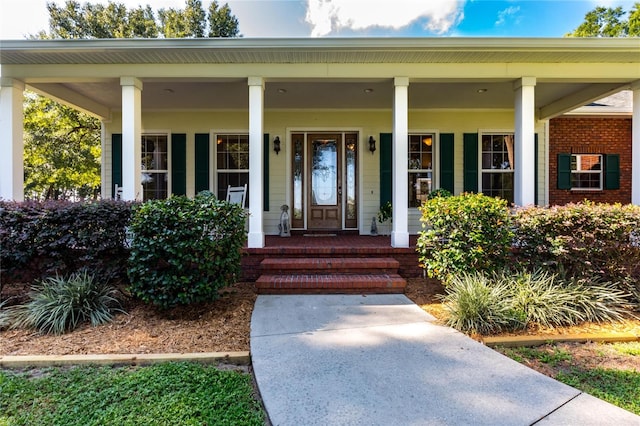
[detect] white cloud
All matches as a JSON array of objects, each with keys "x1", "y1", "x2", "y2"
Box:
[
  {"x1": 495, "y1": 5, "x2": 520, "y2": 26},
  {"x1": 304, "y1": 0, "x2": 466, "y2": 37}
]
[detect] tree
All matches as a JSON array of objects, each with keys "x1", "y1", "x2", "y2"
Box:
[
  {"x1": 567, "y1": 3, "x2": 640, "y2": 37},
  {"x1": 23, "y1": 93, "x2": 101, "y2": 200},
  {"x1": 24, "y1": 1, "x2": 241, "y2": 199},
  {"x1": 208, "y1": 1, "x2": 240, "y2": 37}
]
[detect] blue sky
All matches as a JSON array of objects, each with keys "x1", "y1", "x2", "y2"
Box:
[{"x1": 1, "y1": 0, "x2": 637, "y2": 39}]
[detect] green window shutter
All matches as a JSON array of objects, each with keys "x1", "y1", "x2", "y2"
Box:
[
  {"x1": 380, "y1": 133, "x2": 393, "y2": 207},
  {"x1": 557, "y1": 153, "x2": 572, "y2": 190},
  {"x1": 534, "y1": 134, "x2": 539, "y2": 205},
  {"x1": 463, "y1": 133, "x2": 478, "y2": 193},
  {"x1": 605, "y1": 154, "x2": 620, "y2": 190},
  {"x1": 111, "y1": 134, "x2": 122, "y2": 198},
  {"x1": 171, "y1": 133, "x2": 186, "y2": 196},
  {"x1": 194, "y1": 133, "x2": 210, "y2": 194},
  {"x1": 439, "y1": 133, "x2": 454, "y2": 194},
  {"x1": 263, "y1": 133, "x2": 269, "y2": 211}
]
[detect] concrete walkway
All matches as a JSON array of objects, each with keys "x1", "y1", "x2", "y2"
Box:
[{"x1": 250, "y1": 294, "x2": 640, "y2": 426}]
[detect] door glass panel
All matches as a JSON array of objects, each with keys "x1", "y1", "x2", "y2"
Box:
[
  {"x1": 311, "y1": 139, "x2": 337, "y2": 206},
  {"x1": 292, "y1": 136, "x2": 304, "y2": 221},
  {"x1": 345, "y1": 136, "x2": 357, "y2": 221}
]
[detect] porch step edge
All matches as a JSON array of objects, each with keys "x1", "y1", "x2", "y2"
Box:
[{"x1": 255, "y1": 273, "x2": 406, "y2": 294}]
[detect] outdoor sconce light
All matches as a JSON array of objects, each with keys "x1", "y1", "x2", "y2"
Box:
[
  {"x1": 369, "y1": 136, "x2": 376, "y2": 154},
  {"x1": 273, "y1": 136, "x2": 281, "y2": 155}
]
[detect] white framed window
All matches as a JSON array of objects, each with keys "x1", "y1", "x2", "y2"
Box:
[
  {"x1": 408, "y1": 133, "x2": 435, "y2": 208},
  {"x1": 216, "y1": 133, "x2": 249, "y2": 199},
  {"x1": 571, "y1": 154, "x2": 602, "y2": 190},
  {"x1": 481, "y1": 132, "x2": 514, "y2": 203},
  {"x1": 141, "y1": 134, "x2": 169, "y2": 200}
]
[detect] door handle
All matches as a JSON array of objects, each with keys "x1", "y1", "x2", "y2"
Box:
[{"x1": 338, "y1": 186, "x2": 342, "y2": 196}]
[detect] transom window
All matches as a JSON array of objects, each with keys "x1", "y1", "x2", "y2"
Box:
[
  {"x1": 408, "y1": 133, "x2": 434, "y2": 208},
  {"x1": 216, "y1": 134, "x2": 249, "y2": 200},
  {"x1": 141, "y1": 134, "x2": 168, "y2": 200},
  {"x1": 481, "y1": 133, "x2": 514, "y2": 203},
  {"x1": 571, "y1": 154, "x2": 602, "y2": 190}
]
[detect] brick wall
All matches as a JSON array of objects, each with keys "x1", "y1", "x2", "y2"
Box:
[{"x1": 549, "y1": 116, "x2": 632, "y2": 205}]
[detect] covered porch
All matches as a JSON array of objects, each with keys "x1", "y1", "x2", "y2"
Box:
[{"x1": 1, "y1": 37, "x2": 639, "y2": 251}]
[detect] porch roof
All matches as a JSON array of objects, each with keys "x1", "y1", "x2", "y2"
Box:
[
  {"x1": 1, "y1": 37, "x2": 638, "y2": 120},
  {"x1": 2, "y1": 37, "x2": 639, "y2": 65}
]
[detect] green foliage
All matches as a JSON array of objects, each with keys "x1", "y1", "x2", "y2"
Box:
[
  {"x1": 0, "y1": 200, "x2": 132, "y2": 281},
  {"x1": 426, "y1": 188, "x2": 452, "y2": 200},
  {"x1": 513, "y1": 202, "x2": 640, "y2": 305},
  {"x1": 24, "y1": 92, "x2": 101, "y2": 201},
  {"x1": 567, "y1": 4, "x2": 640, "y2": 37},
  {"x1": 0, "y1": 362, "x2": 265, "y2": 425},
  {"x1": 556, "y1": 368, "x2": 640, "y2": 415},
  {"x1": 377, "y1": 201, "x2": 392, "y2": 223},
  {"x1": 208, "y1": 0, "x2": 240, "y2": 37},
  {"x1": 503, "y1": 270, "x2": 629, "y2": 328},
  {"x1": 2, "y1": 269, "x2": 124, "y2": 335},
  {"x1": 442, "y1": 270, "x2": 631, "y2": 334},
  {"x1": 439, "y1": 272, "x2": 522, "y2": 334},
  {"x1": 500, "y1": 345, "x2": 572, "y2": 367},
  {"x1": 127, "y1": 193, "x2": 247, "y2": 309},
  {"x1": 612, "y1": 342, "x2": 640, "y2": 356},
  {"x1": 41, "y1": 0, "x2": 240, "y2": 40},
  {"x1": 417, "y1": 193, "x2": 514, "y2": 283}
]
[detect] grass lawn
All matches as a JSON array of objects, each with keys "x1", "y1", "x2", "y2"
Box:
[
  {"x1": 499, "y1": 342, "x2": 640, "y2": 416},
  {"x1": 0, "y1": 362, "x2": 265, "y2": 426}
]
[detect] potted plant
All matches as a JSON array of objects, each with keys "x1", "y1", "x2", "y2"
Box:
[{"x1": 377, "y1": 201, "x2": 392, "y2": 235}]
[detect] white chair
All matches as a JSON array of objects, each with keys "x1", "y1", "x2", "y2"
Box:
[
  {"x1": 114, "y1": 184, "x2": 123, "y2": 200},
  {"x1": 226, "y1": 184, "x2": 247, "y2": 208}
]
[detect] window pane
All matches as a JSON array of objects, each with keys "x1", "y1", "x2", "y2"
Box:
[
  {"x1": 142, "y1": 172, "x2": 168, "y2": 200},
  {"x1": 570, "y1": 154, "x2": 602, "y2": 189},
  {"x1": 407, "y1": 133, "x2": 435, "y2": 206},
  {"x1": 216, "y1": 134, "x2": 250, "y2": 200}
]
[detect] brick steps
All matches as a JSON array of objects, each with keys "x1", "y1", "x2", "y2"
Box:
[
  {"x1": 259, "y1": 257, "x2": 400, "y2": 275},
  {"x1": 255, "y1": 256, "x2": 406, "y2": 294}
]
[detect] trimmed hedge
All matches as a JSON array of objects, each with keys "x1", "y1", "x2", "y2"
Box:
[
  {"x1": 0, "y1": 200, "x2": 132, "y2": 284},
  {"x1": 513, "y1": 202, "x2": 640, "y2": 304},
  {"x1": 417, "y1": 193, "x2": 514, "y2": 283},
  {"x1": 127, "y1": 193, "x2": 247, "y2": 309}
]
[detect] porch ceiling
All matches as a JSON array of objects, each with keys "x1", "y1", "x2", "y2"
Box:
[
  {"x1": 26, "y1": 79, "x2": 628, "y2": 116},
  {"x1": 3, "y1": 37, "x2": 638, "y2": 118}
]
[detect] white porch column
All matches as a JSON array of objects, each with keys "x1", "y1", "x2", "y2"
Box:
[
  {"x1": 247, "y1": 77, "x2": 265, "y2": 248},
  {"x1": 100, "y1": 120, "x2": 108, "y2": 199},
  {"x1": 514, "y1": 77, "x2": 536, "y2": 207},
  {"x1": 632, "y1": 82, "x2": 640, "y2": 205},
  {"x1": 120, "y1": 77, "x2": 143, "y2": 201},
  {"x1": 0, "y1": 78, "x2": 25, "y2": 201},
  {"x1": 392, "y1": 77, "x2": 409, "y2": 248}
]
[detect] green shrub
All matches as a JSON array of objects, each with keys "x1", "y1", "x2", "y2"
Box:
[
  {"x1": 427, "y1": 188, "x2": 452, "y2": 200},
  {"x1": 417, "y1": 193, "x2": 513, "y2": 283},
  {"x1": 3, "y1": 269, "x2": 124, "y2": 335},
  {"x1": 513, "y1": 202, "x2": 640, "y2": 282},
  {"x1": 441, "y1": 269, "x2": 631, "y2": 334},
  {"x1": 501, "y1": 270, "x2": 629, "y2": 328},
  {"x1": 440, "y1": 272, "x2": 523, "y2": 334},
  {"x1": 127, "y1": 193, "x2": 247, "y2": 309},
  {"x1": 0, "y1": 200, "x2": 133, "y2": 282}
]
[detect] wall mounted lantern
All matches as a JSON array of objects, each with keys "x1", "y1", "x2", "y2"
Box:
[
  {"x1": 368, "y1": 136, "x2": 376, "y2": 154},
  {"x1": 273, "y1": 136, "x2": 281, "y2": 155}
]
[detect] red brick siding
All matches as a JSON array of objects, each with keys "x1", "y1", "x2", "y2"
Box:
[{"x1": 549, "y1": 117, "x2": 631, "y2": 205}]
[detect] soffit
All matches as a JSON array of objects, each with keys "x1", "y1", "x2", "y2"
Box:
[{"x1": 2, "y1": 37, "x2": 639, "y2": 65}]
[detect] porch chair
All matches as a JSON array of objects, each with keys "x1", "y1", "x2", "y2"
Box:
[
  {"x1": 226, "y1": 184, "x2": 247, "y2": 208},
  {"x1": 114, "y1": 184, "x2": 123, "y2": 200}
]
